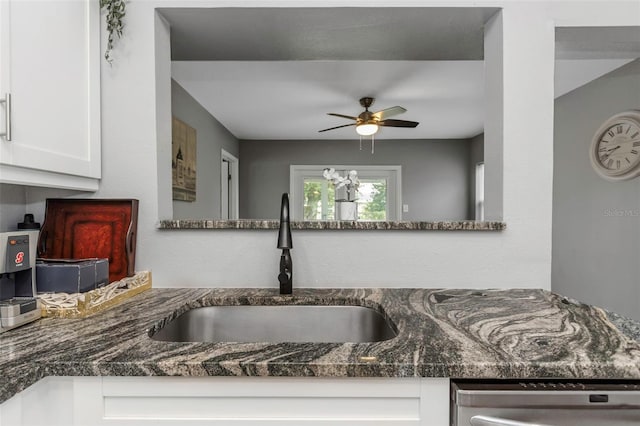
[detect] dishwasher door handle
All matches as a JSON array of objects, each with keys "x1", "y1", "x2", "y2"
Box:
[{"x1": 470, "y1": 415, "x2": 555, "y2": 426}]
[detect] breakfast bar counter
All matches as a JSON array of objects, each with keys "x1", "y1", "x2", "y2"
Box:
[{"x1": 1, "y1": 287, "x2": 640, "y2": 405}]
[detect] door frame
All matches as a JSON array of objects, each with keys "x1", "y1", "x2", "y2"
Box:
[{"x1": 220, "y1": 149, "x2": 239, "y2": 219}]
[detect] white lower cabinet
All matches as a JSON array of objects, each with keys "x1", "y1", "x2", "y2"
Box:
[
  {"x1": 0, "y1": 376, "x2": 450, "y2": 426},
  {"x1": 0, "y1": 377, "x2": 75, "y2": 426}
]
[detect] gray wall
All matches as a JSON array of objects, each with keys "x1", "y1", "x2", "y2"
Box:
[
  {"x1": 171, "y1": 79, "x2": 239, "y2": 219},
  {"x1": 552, "y1": 59, "x2": 640, "y2": 320},
  {"x1": 0, "y1": 184, "x2": 26, "y2": 231},
  {"x1": 239, "y1": 138, "x2": 471, "y2": 220}
]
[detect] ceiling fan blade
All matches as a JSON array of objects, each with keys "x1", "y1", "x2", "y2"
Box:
[
  {"x1": 372, "y1": 106, "x2": 406, "y2": 120},
  {"x1": 327, "y1": 113, "x2": 358, "y2": 120},
  {"x1": 318, "y1": 123, "x2": 356, "y2": 133},
  {"x1": 379, "y1": 119, "x2": 419, "y2": 128}
]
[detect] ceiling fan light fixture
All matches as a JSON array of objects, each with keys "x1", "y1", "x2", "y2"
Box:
[
  {"x1": 356, "y1": 123, "x2": 379, "y2": 136},
  {"x1": 319, "y1": 97, "x2": 418, "y2": 135}
]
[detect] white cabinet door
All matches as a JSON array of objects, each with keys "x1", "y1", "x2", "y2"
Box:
[
  {"x1": 0, "y1": 389, "x2": 22, "y2": 426},
  {"x1": 0, "y1": 377, "x2": 74, "y2": 426},
  {"x1": 0, "y1": 376, "x2": 450, "y2": 426},
  {"x1": 88, "y1": 376, "x2": 449, "y2": 426},
  {"x1": 0, "y1": 0, "x2": 100, "y2": 191}
]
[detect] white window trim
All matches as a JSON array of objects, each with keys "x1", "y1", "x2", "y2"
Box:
[
  {"x1": 290, "y1": 165, "x2": 402, "y2": 221},
  {"x1": 475, "y1": 162, "x2": 485, "y2": 221}
]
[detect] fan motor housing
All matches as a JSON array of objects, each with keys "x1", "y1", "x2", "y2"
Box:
[
  {"x1": 359, "y1": 97, "x2": 375, "y2": 109},
  {"x1": 358, "y1": 111, "x2": 375, "y2": 123}
]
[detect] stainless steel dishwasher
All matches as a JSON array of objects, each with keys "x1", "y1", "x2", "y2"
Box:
[{"x1": 451, "y1": 381, "x2": 640, "y2": 426}]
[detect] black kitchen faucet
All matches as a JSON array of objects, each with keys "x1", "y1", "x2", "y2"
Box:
[{"x1": 277, "y1": 193, "x2": 293, "y2": 295}]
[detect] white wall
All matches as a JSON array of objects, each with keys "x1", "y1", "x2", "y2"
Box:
[
  {"x1": 553, "y1": 59, "x2": 640, "y2": 320},
  {"x1": 483, "y1": 10, "x2": 503, "y2": 222},
  {"x1": 24, "y1": 1, "x2": 640, "y2": 290}
]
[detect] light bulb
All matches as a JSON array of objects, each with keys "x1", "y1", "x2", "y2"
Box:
[{"x1": 356, "y1": 123, "x2": 379, "y2": 136}]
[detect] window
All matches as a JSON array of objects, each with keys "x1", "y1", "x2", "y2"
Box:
[
  {"x1": 291, "y1": 165, "x2": 402, "y2": 221},
  {"x1": 475, "y1": 162, "x2": 485, "y2": 221},
  {"x1": 302, "y1": 178, "x2": 335, "y2": 220},
  {"x1": 357, "y1": 178, "x2": 388, "y2": 220}
]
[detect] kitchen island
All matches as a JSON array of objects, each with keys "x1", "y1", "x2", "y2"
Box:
[{"x1": 1, "y1": 288, "x2": 639, "y2": 425}]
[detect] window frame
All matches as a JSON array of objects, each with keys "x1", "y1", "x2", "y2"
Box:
[
  {"x1": 475, "y1": 162, "x2": 485, "y2": 221},
  {"x1": 290, "y1": 165, "x2": 402, "y2": 221}
]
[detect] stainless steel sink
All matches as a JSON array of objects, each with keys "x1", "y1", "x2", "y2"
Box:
[{"x1": 151, "y1": 305, "x2": 397, "y2": 343}]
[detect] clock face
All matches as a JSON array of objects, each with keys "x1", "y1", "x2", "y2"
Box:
[{"x1": 590, "y1": 111, "x2": 640, "y2": 181}]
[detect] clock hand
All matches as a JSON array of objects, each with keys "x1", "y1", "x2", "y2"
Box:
[{"x1": 601, "y1": 146, "x2": 620, "y2": 161}]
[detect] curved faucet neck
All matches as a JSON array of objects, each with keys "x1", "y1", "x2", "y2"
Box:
[{"x1": 277, "y1": 193, "x2": 292, "y2": 249}]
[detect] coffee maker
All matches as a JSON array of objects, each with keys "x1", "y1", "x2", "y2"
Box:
[{"x1": 0, "y1": 230, "x2": 41, "y2": 333}]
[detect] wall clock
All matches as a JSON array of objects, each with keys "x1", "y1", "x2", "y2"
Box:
[{"x1": 589, "y1": 110, "x2": 640, "y2": 181}]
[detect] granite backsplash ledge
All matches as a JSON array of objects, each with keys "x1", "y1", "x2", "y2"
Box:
[
  {"x1": 0, "y1": 287, "x2": 639, "y2": 404},
  {"x1": 158, "y1": 219, "x2": 506, "y2": 230}
]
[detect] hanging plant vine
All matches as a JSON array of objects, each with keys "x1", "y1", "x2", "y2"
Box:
[{"x1": 100, "y1": 0, "x2": 126, "y2": 63}]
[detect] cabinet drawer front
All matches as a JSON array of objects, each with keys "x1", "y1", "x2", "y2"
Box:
[
  {"x1": 104, "y1": 395, "x2": 420, "y2": 423},
  {"x1": 100, "y1": 377, "x2": 423, "y2": 425}
]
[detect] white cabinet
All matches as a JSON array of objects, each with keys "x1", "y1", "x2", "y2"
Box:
[
  {"x1": 0, "y1": 377, "x2": 75, "y2": 426},
  {"x1": 0, "y1": 376, "x2": 450, "y2": 426},
  {"x1": 0, "y1": 0, "x2": 100, "y2": 191}
]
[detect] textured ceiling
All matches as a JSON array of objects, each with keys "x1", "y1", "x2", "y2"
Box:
[
  {"x1": 172, "y1": 61, "x2": 485, "y2": 140},
  {"x1": 161, "y1": 7, "x2": 499, "y2": 61},
  {"x1": 556, "y1": 26, "x2": 640, "y2": 60}
]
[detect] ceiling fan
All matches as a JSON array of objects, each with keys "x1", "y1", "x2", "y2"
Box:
[{"x1": 319, "y1": 97, "x2": 419, "y2": 136}]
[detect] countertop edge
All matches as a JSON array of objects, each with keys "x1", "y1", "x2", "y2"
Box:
[{"x1": 157, "y1": 219, "x2": 507, "y2": 231}]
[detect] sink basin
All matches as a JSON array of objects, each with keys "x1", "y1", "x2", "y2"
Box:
[{"x1": 151, "y1": 305, "x2": 397, "y2": 343}]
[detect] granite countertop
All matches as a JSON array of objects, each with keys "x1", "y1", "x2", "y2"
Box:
[{"x1": 1, "y1": 288, "x2": 640, "y2": 404}]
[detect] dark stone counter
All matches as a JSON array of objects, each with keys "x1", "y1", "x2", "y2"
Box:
[
  {"x1": 158, "y1": 219, "x2": 506, "y2": 231},
  {"x1": 1, "y1": 287, "x2": 638, "y2": 404}
]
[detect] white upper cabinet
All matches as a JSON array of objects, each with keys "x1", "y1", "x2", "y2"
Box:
[{"x1": 0, "y1": 0, "x2": 100, "y2": 191}]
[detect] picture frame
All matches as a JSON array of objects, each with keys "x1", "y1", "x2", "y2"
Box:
[{"x1": 172, "y1": 116, "x2": 197, "y2": 202}]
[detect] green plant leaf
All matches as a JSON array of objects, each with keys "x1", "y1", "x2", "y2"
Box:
[{"x1": 100, "y1": 0, "x2": 126, "y2": 64}]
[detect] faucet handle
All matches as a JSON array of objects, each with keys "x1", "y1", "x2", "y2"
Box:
[
  {"x1": 278, "y1": 249, "x2": 293, "y2": 295},
  {"x1": 278, "y1": 271, "x2": 290, "y2": 285},
  {"x1": 278, "y1": 266, "x2": 292, "y2": 295}
]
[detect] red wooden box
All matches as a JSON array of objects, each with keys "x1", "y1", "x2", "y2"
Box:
[{"x1": 37, "y1": 199, "x2": 139, "y2": 283}]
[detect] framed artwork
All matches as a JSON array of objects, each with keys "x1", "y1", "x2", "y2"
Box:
[{"x1": 172, "y1": 116, "x2": 197, "y2": 202}]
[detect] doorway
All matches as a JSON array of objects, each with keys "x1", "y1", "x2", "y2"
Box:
[{"x1": 221, "y1": 149, "x2": 239, "y2": 219}]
